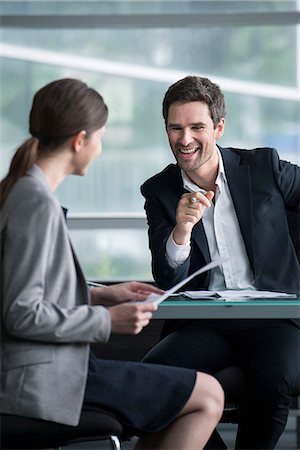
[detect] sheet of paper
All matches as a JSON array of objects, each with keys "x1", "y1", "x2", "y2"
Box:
[
  {"x1": 180, "y1": 291, "x2": 221, "y2": 300},
  {"x1": 143, "y1": 257, "x2": 226, "y2": 305},
  {"x1": 183, "y1": 289, "x2": 297, "y2": 301}
]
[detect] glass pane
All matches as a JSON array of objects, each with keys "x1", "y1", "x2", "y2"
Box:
[
  {"x1": 1, "y1": 26, "x2": 299, "y2": 214},
  {"x1": 1, "y1": 3, "x2": 299, "y2": 280},
  {"x1": 69, "y1": 229, "x2": 153, "y2": 281},
  {"x1": 2, "y1": 26, "x2": 297, "y2": 85}
]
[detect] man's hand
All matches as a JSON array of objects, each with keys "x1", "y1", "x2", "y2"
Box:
[
  {"x1": 91, "y1": 281, "x2": 163, "y2": 307},
  {"x1": 173, "y1": 191, "x2": 214, "y2": 245},
  {"x1": 109, "y1": 302, "x2": 158, "y2": 335}
]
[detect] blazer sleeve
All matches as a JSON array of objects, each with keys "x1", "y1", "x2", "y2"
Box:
[
  {"x1": 2, "y1": 186, "x2": 111, "y2": 343},
  {"x1": 271, "y1": 149, "x2": 300, "y2": 208},
  {"x1": 143, "y1": 187, "x2": 189, "y2": 289},
  {"x1": 141, "y1": 169, "x2": 211, "y2": 290}
]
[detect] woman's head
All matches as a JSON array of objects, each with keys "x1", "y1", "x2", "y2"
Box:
[
  {"x1": 0, "y1": 78, "x2": 108, "y2": 207},
  {"x1": 30, "y1": 78, "x2": 108, "y2": 148}
]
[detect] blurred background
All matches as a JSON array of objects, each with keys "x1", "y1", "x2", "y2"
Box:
[{"x1": 1, "y1": 0, "x2": 299, "y2": 282}]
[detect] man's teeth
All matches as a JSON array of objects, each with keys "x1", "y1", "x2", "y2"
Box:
[{"x1": 180, "y1": 148, "x2": 198, "y2": 154}]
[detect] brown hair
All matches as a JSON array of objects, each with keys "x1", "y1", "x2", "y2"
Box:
[
  {"x1": 162, "y1": 76, "x2": 226, "y2": 128},
  {"x1": 0, "y1": 78, "x2": 108, "y2": 207}
]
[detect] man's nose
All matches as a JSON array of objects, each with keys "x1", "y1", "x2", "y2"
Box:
[{"x1": 180, "y1": 129, "x2": 193, "y2": 146}]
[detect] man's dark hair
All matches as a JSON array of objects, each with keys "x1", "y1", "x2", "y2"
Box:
[{"x1": 162, "y1": 76, "x2": 226, "y2": 128}]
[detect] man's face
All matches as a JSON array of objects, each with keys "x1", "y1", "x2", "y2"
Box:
[{"x1": 166, "y1": 100, "x2": 224, "y2": 174}]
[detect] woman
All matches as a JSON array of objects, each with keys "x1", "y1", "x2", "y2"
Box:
[{"x1": 0, "y1": 78, "x2": 224, "y2": 449}]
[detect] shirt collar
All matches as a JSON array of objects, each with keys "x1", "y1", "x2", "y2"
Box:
[{"x1": 181, "y1": 147, "x2": 227, "y2": 193}]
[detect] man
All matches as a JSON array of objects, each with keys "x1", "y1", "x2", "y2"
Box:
[{"x1": 141, "y1": 76, "x2": 300, "y2": 449}]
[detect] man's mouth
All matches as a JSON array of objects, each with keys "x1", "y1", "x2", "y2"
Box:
[{"x1": 178, "y1": 147, "x2": 199, "y2": 155}]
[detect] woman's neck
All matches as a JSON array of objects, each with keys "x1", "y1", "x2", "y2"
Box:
[{"x1": 35, "y1": 154, "x2": 70, "y2": 192}]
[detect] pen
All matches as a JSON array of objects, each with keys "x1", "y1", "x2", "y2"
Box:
[{"x1": 86, "y1": 281, "x2": 106, "y2": 287}]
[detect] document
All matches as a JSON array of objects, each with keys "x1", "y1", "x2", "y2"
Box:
[
  {"x1": 181, "y1": 290, "x2": 297, "y2": 301},
  {"x1": 143, "y1": 258, "x2": 226, "y2": 305}
]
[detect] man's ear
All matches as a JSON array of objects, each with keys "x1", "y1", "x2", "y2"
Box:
[
  {"x1": 215, "y1": 118, "x2": 225, "y2": 140},
  {"x1": 72, "y1": 130, "x2": 87, "y2": 153}
]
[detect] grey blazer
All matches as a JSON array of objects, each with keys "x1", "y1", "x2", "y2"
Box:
[{"x1": 1, "y1": 165, "x2": 111, "y2": 425}]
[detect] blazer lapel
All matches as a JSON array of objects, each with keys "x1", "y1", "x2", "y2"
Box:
[
  {"x1": 193, "y1": 221, "x2": 211, "y2": 262},
  {"x1": 220, "y1": 148, "x2": 254, "y2": 267},
  {"x1": 170, "y1": 165, "x2": 211, "y2": 262},
  {"x1": 61, "y1": 206, "x2": 90, "y2": 304}
]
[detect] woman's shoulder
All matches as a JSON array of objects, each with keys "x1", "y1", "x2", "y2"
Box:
[
  {"x1": 13, "y1": 175, "x2": 54, "y2": 206},
  {"x1": 1, "y1": 171, "x2": 61, "y2": 230}
]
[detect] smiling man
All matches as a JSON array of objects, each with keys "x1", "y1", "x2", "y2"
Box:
[{"x1": 140, "y1": 76, "x2": 300, "y2": 449}]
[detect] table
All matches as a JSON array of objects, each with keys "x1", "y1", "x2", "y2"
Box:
[
  {"x1": 153, "y1": 295, "x2": 300, "y2": 319},
  {"x1": 152, "y1": 293, "x2": 300, "y2": 438}
]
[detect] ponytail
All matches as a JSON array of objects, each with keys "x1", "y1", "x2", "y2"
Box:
[{"x1": 0, "y1": 137, "x2": 39, "y2": 208}]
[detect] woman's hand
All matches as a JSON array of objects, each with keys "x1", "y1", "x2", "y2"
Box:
[
  {"x1": 90, "y1": 281, "x2": 163, "y2": 307},
  {"x1": 109, "y1": 302, "x2": 158, "y2": 335}
]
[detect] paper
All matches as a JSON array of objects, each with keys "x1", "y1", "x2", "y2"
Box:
[
  {"x1": 183, "y1": 289, "x2": 297, "y2": 301},
  {"x1": 143, "y1": 257, "x2": 226, "y2": 305}
]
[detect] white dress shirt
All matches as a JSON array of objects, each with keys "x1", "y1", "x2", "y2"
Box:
[{"x1": 166, "y1": 150, "x2": 255, "y2": 290}]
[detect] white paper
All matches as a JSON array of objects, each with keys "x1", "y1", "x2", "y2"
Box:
[
  {"x1": 183, "y1": 289, "x2": 297, "y2": 301},
  {"x1": 143, "y1": 257, "x2": 227, "y2": 305}
]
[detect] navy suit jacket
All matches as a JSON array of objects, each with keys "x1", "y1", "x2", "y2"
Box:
[{"x1": 141, "y1": 147, "x2": 299, "y2": 325}]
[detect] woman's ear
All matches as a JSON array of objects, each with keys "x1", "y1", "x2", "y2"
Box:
[{"x1": 72, "y1": 130, "x2": 87, "y2": 153}]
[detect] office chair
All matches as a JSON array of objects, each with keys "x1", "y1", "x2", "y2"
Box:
[
  {"x1": 1, "y1": 409, "x2": 124, "y2": 450},
  {"x1": 216, "y1": 366, "x2": 300, "y2": 447}
]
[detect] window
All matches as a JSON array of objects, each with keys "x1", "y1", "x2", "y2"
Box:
[{"x1": 1, "y1": 0, "x2": 299, "y2": 280}]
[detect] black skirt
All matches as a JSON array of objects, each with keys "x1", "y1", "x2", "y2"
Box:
[{"x1": 83, "y1": 352, "x2": 196, "y2": 434}]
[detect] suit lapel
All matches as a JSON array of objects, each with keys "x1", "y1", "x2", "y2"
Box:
[
  {"x1": 192, "y1": 221, "x2": 211, "y2": 262},
  {"x1": 221, "y1": 148, "x2": 254, "y2": 267},
  {"x1": 169, "y1": 165, "x2": 211, "y2": 262},
  {"x1": 61, "y1": 206, "x2": 90, "y2": 304}
]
